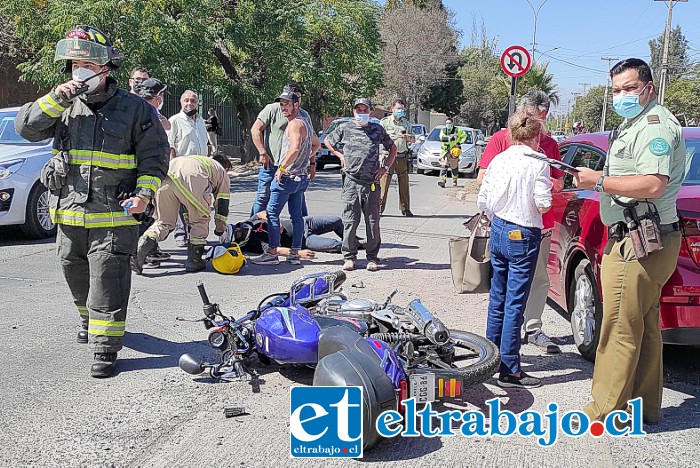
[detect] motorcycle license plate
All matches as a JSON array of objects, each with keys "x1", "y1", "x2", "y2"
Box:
[{"x1": 409, "y1": 373, "x2": 436, "y2": 403}]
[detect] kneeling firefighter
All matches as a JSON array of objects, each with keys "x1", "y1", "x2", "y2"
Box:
[
  {"x1": 131, "y1": 154, "x2": 232, "y2": 274},
  {"x1": 14, "y1": 25, "x2": 169, "y2": 378},
  {"x1": 438, "y1": 117, "x2": 467, "y2": 188}
]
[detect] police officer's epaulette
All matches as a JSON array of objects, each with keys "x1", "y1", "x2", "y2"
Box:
[{"x1": 647, "y1": 115, "x2": 660, "y2": 124}]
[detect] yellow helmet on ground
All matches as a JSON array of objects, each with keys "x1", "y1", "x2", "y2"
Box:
[
  {"x1": 210, "y1": 243, "x2": 246, "y2": 274},
  {"x1": 450, "y1": 146, "x2": 462, "y2": 157}
]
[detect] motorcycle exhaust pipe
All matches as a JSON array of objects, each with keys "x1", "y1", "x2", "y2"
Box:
[{"x1": 405, "y1": 300, "x2": 450, "y2": 345}]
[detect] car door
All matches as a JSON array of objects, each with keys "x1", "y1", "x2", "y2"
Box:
[{"x1": 548, "y1": 144, "x2": 606, "y2": 305}]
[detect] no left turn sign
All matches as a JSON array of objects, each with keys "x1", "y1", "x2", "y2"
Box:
[{"x1": 501, "y1": 45, "x2": 531, "y2": 78}]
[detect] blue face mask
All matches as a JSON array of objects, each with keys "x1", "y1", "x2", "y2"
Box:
[
  {"x1": 612, "y1": 84, "x2": 648, "y2": 119},
  {"x1": 354, "y1": 113, "x2": 370, "y2": 126},
  {"x1": 393, "y1": 109, "x2": 405, "y2": 118}
]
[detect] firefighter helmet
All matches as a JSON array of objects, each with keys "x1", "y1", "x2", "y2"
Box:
[
  {"x1": 450, "y1": 146, "x2": 462, "y2": 158},
  {"x1": 55, "y1": 25, "x2": 123, "y2": 72},
  {"x1": 210, "y1": 243, "x2": 246, "y2": 275}
]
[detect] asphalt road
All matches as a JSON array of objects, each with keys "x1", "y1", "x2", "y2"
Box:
[{"x1": 1, "y1": 170, "x2": 698, "y2": 467}]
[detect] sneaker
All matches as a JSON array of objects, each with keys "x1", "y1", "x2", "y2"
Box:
[
  {"x1": 497, "y1": 372, "x2": 542, "y2": 389},
  {"x1": 174, "y1": 237, "x2": 188, "y2": 248},
  {"x1": 366, "y1": 260, "x2": 379, "y2": 272},
  {"x1": 251, "y1": 252, "x2": 280, "y2": 265},
  {"x1": 342, "y1": 259, "x2": 355, "y2": 271},
  {"x1": 287, "y1": 253, "x2": 301, "y2": 265},
  {"x1": 526, "y1": 330, "x2": 561, "y2": 354},
  {"x1": 142, "y1": 259, "x2": 161, "y2": 269}
]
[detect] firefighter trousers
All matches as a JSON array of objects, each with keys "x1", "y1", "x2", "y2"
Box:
[
  {"x1": 58, "y1": 224, "x2": 138, "y2": 353},
  {"x1": 146, "y1": 175, "x2": 212, "y2": 246}
]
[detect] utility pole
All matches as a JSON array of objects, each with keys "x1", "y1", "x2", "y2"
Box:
[
  {"x1": 579, "y1": 82, "x2": 591, "y2": 95},
  {"x1": 600, "y1": 56, "x2": 619, "y2": 132},
  {"x1": 654, "y1": 0, "x2": 687, "y2": 105},
  {"x1": 571, "y1": 92, "x2": 581, "y2": 125}
]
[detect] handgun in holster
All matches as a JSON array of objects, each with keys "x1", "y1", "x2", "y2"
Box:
[{"x1": 622, "y1": 206, "x2": 648, "y2": 259}]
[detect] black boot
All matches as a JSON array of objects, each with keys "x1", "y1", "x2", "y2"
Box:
[
  {"x1": 77, "y1": 322, "x2": 88, "y2": 344},
  {"x1": 131, "y1": 236, "x2": 158, "y2": 275},
  {"x1": 185, "y1": 244, "x2": 206, "y2": 272},
  {"x1": 90, "y1": 352, "x2": 117, "y2": 378}
]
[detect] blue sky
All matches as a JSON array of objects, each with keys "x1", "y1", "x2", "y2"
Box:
[{"x1": 395, "y1": 0, "x2": 700, "y2": 115}]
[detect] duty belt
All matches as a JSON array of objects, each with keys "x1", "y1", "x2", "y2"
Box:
[{"x1": 608, "y1": 221, "x2": 680, "y2": 241}]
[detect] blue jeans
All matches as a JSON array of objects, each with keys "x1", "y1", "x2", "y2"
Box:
[
  {"x1": 267, "y1": 175, "x2": 308, "y2": 250},
  {"x1": 303, "y1": 215, "x2": 343, "y2": 253},
  {"x1": 251, "y1": 165, "x2": 308, "y2": 216},
  {"x1": 486, "y1": 216, "x2": 541, "y2": 375}
]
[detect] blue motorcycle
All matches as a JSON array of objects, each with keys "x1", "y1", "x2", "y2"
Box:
[{"x1": 179, "y1": 271, "x2": 499, "y2": 449}]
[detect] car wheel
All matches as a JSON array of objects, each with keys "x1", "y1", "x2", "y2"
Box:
[
  {"x1": 20, "y1": 182, "x2": 56, "y2": 239},
  {"x1": 416, "y1": 168, "x2": 424, "y2": 175},
  {"x1": 568, "y1": 259, "x2": 602, "y2": 362},
  {"x1": 316, "y1": 162, "x2": 325, "y2": 170}
]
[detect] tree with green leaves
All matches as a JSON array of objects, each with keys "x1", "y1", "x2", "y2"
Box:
[
  {"x1": 664, "y1": 79, "x2": 700, "y2": 126},
  {"x1": 570, "y1": 85, "x2": 622, "y2": 132},
  {"x1": 1, "y1": 0, "x2": 383, "y2": 160},
  {"x1": 649, "y1": 25, "x2": 690, "y2": 83}
]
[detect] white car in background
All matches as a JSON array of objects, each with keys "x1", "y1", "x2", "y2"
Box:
[
  {"x1": 0, "y1": 107, "x2": 55, "y2": 238},
  {"x1": 415, "y1": 125, "x2": 484, "y2": 177}
]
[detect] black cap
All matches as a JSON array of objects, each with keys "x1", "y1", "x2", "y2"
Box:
[
  {"x1": 275, "y1": 85, "x2": 299, "y2": 103},
  {"x1": 353, "y1": 98, "x2": 372, "y2": 109},
  {"x1": 135, "y1": 78, "x2": 167, "y2": 98}
]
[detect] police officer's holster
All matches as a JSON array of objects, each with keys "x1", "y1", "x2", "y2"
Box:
[{"x1": 583, "y1": 229, "x2": 681, "y2": 423}]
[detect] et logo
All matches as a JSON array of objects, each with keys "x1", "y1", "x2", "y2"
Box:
[{"x1": 289, "y1": 386, "x2": 363, "y2": 458}]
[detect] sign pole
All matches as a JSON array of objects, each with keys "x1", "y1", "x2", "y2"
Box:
[{"x1": 508, "y1": 77, "x2": 517, "y2": 118}]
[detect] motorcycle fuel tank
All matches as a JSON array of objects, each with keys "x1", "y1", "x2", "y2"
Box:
[{"x1": 254, "y1": 305, "x2": 321, "y2": 364}]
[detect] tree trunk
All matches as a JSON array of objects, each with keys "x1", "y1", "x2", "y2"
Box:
[{"x1": 236, "y1": 101, "x2": 258, "y2": 163}]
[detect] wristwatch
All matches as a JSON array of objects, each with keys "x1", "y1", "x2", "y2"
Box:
[
  {"x1": 382, "y1": 164, "x2": 390, "y2": 171},
  {"x1": 594, "y1": 175, "x2": 606, "y2": 193}
]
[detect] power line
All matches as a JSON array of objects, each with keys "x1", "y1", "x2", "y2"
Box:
[{"x1": 540, "y1": 52, "x2": 608, "y2": 74}]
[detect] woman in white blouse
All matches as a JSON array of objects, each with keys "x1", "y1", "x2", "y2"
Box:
[{"x1": 477, "y1": 110, "x2": 553, "y2": 389}]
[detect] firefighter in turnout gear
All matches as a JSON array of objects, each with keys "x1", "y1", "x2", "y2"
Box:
[
  {"x1": 438, "y1": 118, "x2": 467, "y2": 187},
  {"x1": 14, "y1": 25, "x2": 169, "y2": 378},
  {"x1": 131, "y1": 154, "x2": 232, "y2": 274}
]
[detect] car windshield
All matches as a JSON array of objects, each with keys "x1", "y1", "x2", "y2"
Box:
[
  {"x1": 0, "y1": 112, "x2": 40, "y2": 145},
  {"x1": 427, "y1": 127, "x2": 473, "y2": 144},
  {"x1": 411, "y1": 125, "x2": 424, "y2": 135},
  {"x1": 684, "y1": 138, "x2": 700, "y2": 186}
]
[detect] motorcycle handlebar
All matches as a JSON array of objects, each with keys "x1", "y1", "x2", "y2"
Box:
[{"x1": 197, "y1": 281, "x2": 211, "y2": 305}]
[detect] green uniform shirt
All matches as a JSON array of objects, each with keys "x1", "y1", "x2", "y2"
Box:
[
  {"x1": 380, "y1": 116, "x2": 411, "y2": 154},
  {"x1": 600, "y1": 99, "x2": 686, "y2": 226}
]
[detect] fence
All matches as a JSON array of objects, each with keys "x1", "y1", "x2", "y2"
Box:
[{"x1": 162, "y1": 84, "x2": 243, "y2": 146}]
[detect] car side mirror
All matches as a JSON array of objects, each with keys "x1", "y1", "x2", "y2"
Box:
[
  {"x1": 419, "y1": 136, "x2": 426, "y2": 141},
  {"x1": 476, "y1": 139, "x2": 486, "y2": 146}
]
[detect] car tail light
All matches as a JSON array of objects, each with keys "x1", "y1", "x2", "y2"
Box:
[{"x1": 680, "y1": 214, "x2": 700, "y2": 268}]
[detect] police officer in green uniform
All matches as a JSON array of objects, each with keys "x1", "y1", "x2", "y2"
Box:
[
  {"x1": 574, "y1": 58, "x2": 686, "y2": 424},
  {"x1": 379, "y1": 99, "x2": 415, "y2": 216},
  {"x1": 438, "y1": 118, "x2": 467, "y2": 187},
  {"x1": 15, "y1": 26, "x2": 169, "y2": 378},
  {"x1": 324, "y1": 98, "x2": 397, "y2": 272}
]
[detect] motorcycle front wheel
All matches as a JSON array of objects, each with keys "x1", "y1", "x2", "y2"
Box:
[{"x1": 425, "y1": 330, "x2": 500, "y2": 387}]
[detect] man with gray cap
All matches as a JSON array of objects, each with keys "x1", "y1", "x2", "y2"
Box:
[
  {"x1": 324, "y1": 98, "x2": 397, "y2": 272},
  {"x1": 477, "y1": 90, "x2": 565, "y2": 354}
]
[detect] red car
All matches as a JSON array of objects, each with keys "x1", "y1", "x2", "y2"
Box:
[{"x1": 548, "y1": 128, "x2": 700, "y2": 361}]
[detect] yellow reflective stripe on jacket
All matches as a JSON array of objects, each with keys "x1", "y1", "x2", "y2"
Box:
[
  {"x1": 191, "y1": 155, "x2": 213, "y2": 177},
  {"x1": 88, "y1": 319, "x2": 126, "y2": 337},
  {"x1": 216, "y1": 193, "x2": 230, "y2": 200},
  {"x1": 38, "y1": 94, "x2": 66, "y2": 118},
  {"x1": 53, "y1": 149, "x2": 137, "y2": 170},
  {"x1": 50, "y1": 209, "x2": 139, "y2": 228},
  {"x1": 136, "y1": 175, "x2": 161, "y2": 193},
  {"x1": 168, "y1": 172, "x2": 210, "y2": 216}
]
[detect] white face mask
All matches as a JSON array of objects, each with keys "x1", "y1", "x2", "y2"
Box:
[
  {"x1": 354, "y1": 113, "x2": 370, "y2": 126},
  {"x1": 72, "y1": 67, "x2": 102, "y2": 94},
  {"x1": 156, "y1": 98, "x2": 164, "y2": 111}
]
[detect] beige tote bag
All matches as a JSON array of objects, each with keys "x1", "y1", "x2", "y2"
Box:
[{"x1": 450, "y1": 212, "x2": 491, "y2": 294}]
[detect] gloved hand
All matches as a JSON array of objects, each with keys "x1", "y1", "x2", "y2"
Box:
[
  {"x1": 40, "y1": 152, "x2": 68, "y2": 191},
  {"x1": 214, "y1": 230, "x2": 224, "y2": 237}
]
